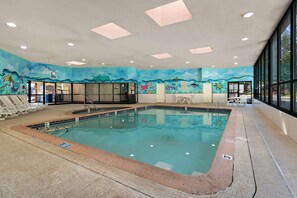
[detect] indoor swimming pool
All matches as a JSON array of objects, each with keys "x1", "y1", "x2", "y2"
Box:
[{"x1": 38, "y1": 106, "x2": 230, "y2": 175}]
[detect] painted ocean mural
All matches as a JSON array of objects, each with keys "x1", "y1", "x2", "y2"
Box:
[
  {"x1": 0, "y1": 49, "x2": 253, "y2": 95},
  {"x1": 0, "y1": 49, "x2": 30, "y2": 95}
]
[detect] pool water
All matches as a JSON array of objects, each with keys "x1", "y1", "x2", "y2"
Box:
[{"x1": 45, "y1": 107, "x2": 229, "y2": 175}]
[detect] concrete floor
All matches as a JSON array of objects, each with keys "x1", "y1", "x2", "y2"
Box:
[{"x1": 0, "y1": 103, "x2": 297, "y2": 198}]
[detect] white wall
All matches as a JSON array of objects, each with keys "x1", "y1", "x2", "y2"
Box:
[
  {"x1": 213, "y1": 94, "x2": 228, "y2": 103},
  {"x1": 138, "y1": 94, "x2": 157, "y2": 103},
  {"x1": 254, "y1": 99, "x2": 297, "y2": 143},
  {"x1": 138, "y1": 94, "x2": 227, "y2": 104}
]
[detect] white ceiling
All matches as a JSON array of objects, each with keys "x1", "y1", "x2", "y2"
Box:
[{"x1": 0, "y1": 0, "x2": 292, "y2": 69}]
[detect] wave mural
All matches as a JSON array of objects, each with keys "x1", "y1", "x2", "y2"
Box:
[{"x1": 0, "y1": 49, "x2": 253, "y2": 95}]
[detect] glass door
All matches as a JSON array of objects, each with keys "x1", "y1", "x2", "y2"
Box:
[
  {"x1": 228, "y1": 81, "x2": 252, "y2": 104},
  {"x1": 30, "y1": 81, "x2": 44, "y2": 103},
  {"x1": 56, "y1": 83, "x2": 72, "y2": 104},
  {"x1": 45, "y1": 82, "x2": 55, "y2": 104}
]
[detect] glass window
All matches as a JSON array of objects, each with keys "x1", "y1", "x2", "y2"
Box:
[
  {"x1": 271, "y1": 85, "x2": 278, "y2": 106},
  {"x1": 280, "y1": 13, "x2": 291, "y2": 82},
  {"x1": 261, "y1": 87, "x2": 265, "y2": 101},
  {"x1": 265, "y1": 47, "x2": 269, "y2": 87},
  {"x1": 294, "y1": 82, "x2": 297, "y2": 112},
  {"x1": 30, "y1": 81, "x2": 44, "y2": 103},
  {"x1": 280, "y1": 83, "x2": 291, "y2": 110},
  {"x1": 73, "y1": 84, "x2": 85, "y2": 103},
  {"x1": 265, "y1": 86, "x2": 269, "y2": 103},
  {"x1": 271, "y1": 32, "x2": 278, "y2": 84},
  {"x1": 295, "y1": 4, "x2": 297, "y2": 79},
  {"x1": 261, "y1": 55, "x2": 265, "y2": 88}
]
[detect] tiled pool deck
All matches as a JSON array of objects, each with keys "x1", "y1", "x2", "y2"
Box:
[{"x1": 1, "y1": 103, "x2": 297, "y2": 197}]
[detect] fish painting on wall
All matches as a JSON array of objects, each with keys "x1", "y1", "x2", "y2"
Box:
[{"x1": 0, "y1": 69, "x2": 27, "y2": 95}]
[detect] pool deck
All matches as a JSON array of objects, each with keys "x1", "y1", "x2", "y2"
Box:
[{"x1": 1, "y1": 103, "x2": 297, "y2": 197}]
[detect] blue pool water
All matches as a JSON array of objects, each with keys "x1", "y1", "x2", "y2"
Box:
[{"x1": 44, "y1": 107, "x2": 229, "y2": 175}]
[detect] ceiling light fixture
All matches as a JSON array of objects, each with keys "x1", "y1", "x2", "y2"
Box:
[
  {"x1": 145, "y1": 0, "x2": 192, "y2": 27},
  {"x1": 212, "y1": 65, "x2": 215, "y2": 68},
  {"x1": 6, "y1": 22, "x2": 16, "y2": 28},
  {"x1": 91, "y1": 23, "x2": 132, "y2": 40},
  {"x1": 190, "y1": 47, "x2": 213, "y2": 54},
  {"x1": 67, "y1": 42, "x2": 74, "y2": 46},
  {"x1": 152, "y1": 53, "x2": 172, "y2": 59},
  {"x1": 233, "y1": 56, "x2": 238, "y2": 59},
  {"x1": 241, "y1": 37, "x2": 249, "y2": 41},
  {"x1": 185, "y1": 61, "x2": 190, "y2": 64},
  {"x1": 101, "y1": 62, "x2": 105, "y2": 65},
  {"x1": 20, "y1": 45, "x2": 27, "y2": 49},
  {"x1": 130, "y1": 60, "x2": 134, "y2": 63},
  {"x1": 82, "y1": 59, "x2": 86, "y2": 61},
  {"x1": 234, "y1": 62, "x2": 238, "y2": 65},
  {"x1": 150, "y1": 65, "x2": 154, "y2": 68},
  {"x1": 243, "y1": 12, "x2": 254, "y2": 18}
]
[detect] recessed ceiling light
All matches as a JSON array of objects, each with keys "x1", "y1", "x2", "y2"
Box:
[
  {"x1": 243, "y1": 12, "x2": 254, "y2": 18},
  {"x1": 152, "y1": 53, "x2": 172, "y2": 59},
  {"x1": 101, "y1": 62, "x2": 105, "y2": 65},
  {"x1": 185, "y1": 61, "x2": 190, "y2": 64},
  {"x1": 145, "y1": 0, "x2": 192, "y2": 27},
  {"x1": 130, "y1": 60, "x2": 134, "y2": 63},
  {"x1": 82, "y1": 59, "x2": 86, "y2": 61},
  {"x1": 241, "y1": 37, "x2": 249, "y2": 41},
  {"x1": 91, "y1": 23, "x2": 132, "y2": 40},
  {"x1": 66, "y1": 61, "x2": 86, "y2": 66},
  {"x1": 212, "y1": 65, "x2": 215, "y2": 67},
  {"x1": 20, "y1": 45, "x2": 27, "y2": 49},
  {"x1": 190, "y1": 47, "x2": 213, "y2": 54},
  {"x1": 6, "y1": 22, "x2": 16, "y2": 28},
  {"x1": 233, "y1": 56, "x2": 238, "y2": 59},
  {"x1": 67, "y1": 42, "x2": 74, "y2": 46},
  {"x1": 234, "y1": 62, "x2": 238, "y2": 65},
  {"x1": 150, "y1": 65, "x2": 154, "y2": 68}
]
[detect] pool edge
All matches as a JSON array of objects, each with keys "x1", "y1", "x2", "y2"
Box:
[{"x1": 12, "y1": 105, "x2": 235, "y2": 195}]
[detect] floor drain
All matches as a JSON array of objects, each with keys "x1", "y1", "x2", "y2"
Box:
[
  {"x1": 59, "y1": 142, "x2": 72, "y2": 148},
  {"x1": 223, "y1": 154, "x2": 233, "y2": 160}
]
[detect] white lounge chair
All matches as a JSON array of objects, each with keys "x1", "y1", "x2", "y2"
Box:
[
  {"x1": 0, "y1": 96, "x2": 19, "y2": 116},
  {"x1": 239, "y1": 95, "x2": 247, "y2": 107},
  {"x1": 10, "y1": 95, "x2": 36, "y2": 112},
  {"x1": 18, "y1": 95, "x2": 47, "y2": 110},
  {"x1": 6, "y1": 95, "x2": 29, "y2": 114},
  {"x1": 0, "y1": 106, "x2": 13, "y2": 120}
]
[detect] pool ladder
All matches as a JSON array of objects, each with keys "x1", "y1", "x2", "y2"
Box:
[
  {"x1": 206, "y1": 101, "x2": 220, "y2": 112},
  {"x1": 84, "y1": 95, "x2": 97, "y2": 110}
]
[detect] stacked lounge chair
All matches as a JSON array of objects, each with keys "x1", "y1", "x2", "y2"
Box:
[{"x1": 0, "y1": 95, "x2": 47, "y2": 120}]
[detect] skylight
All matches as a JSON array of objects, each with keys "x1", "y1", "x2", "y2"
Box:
[
  {"x1": 152, "y1": 53, "x2": 172, "y2": 59},
  {"x1": 66, "y1": 61, "x2": 86, "y2": 66},
  {"x1": 189, "y1": 47, "x2": 213, "y2": 54},
  {"x1": 91, "y1": 23, "x2": 132, "y2": 39},
  {"x1": 145, "y1": 0, "x2": 192, "y2": 27}
]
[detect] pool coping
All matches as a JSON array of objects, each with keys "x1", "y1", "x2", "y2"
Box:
[{"x1": 12, "y1": 105, "x2": 236, "y2": 195}]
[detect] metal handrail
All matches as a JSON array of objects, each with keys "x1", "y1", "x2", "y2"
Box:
[{"x1": 84, "y1": 95, "x2": 97, "y2": 110}]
